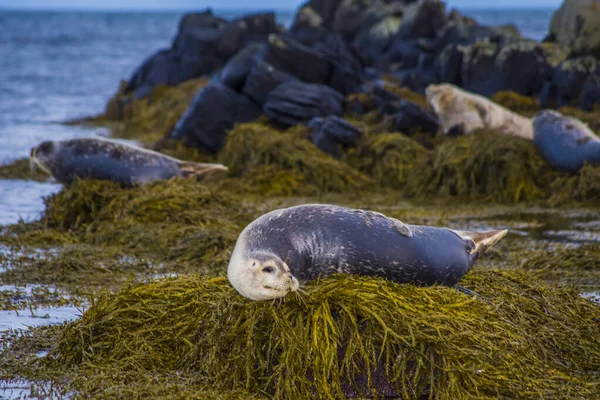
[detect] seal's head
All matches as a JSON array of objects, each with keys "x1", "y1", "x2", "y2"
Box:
[
  {"x1": 30, "y1": 140, "x2": 58, "y2": 176},
  {"x1": 228, "y1": 250, "x2": 300, "y2": 301}
]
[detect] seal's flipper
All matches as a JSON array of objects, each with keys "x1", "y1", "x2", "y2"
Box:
[
  {"x1": 454, "y1": 229, "x2": 508, "y2": 259},
  {"x1": 179, "y1": 162, "x2": 228, "y2": 180}
]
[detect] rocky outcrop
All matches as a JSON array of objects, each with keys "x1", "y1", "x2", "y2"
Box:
[
  {"x1": 547, "y1": 0, "x2": 600, "y2": 58},
  {"x1": 540, "y1": 56, "x2": 600, "y2": 108},
  {"x1": 125, "y1": 11, "x2": 280, "y2": 97}
]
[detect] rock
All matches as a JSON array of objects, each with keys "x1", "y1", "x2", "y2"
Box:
[
  {"x1": 219, "y1": 43, "x2": 266, "y2": 92},
  {"x1": 332, "y1": 0, "x2": 408, "y2": 41},
  {"x1": 461, "y1": 39, "x2": 567, "y2": 97},
  {"x1": 394, "y1": 100, "x2": 439, "y2": 133},
  {"x1": 264, "y1": 81, "x2": 344, "y2": 126},
  {"x1": 386, "y1": 40, "x2": 423, "y2": 69},
  {"x1": 493, "y1": 41, "x2": 566, "y2": 97},
  {"x1": 533, "y1": 110, "x2": 600, "y2": 173},
  {"x1": 125, "y1": 12, "x2": 278, "y2": 96},
  {"x1": 241, "y1": 61, "x2": 298, "y2": 106},
  {"x1": 308, "y1": 116, "x2": 362, "y2": 158},
  {"x1": 290, "y1": 6, "x2": 326, "y2": 45},
  {"x1": 354, "y1": 14, "x2": 403, "y2": 59},
  {"x1": 580, "y1": 73, "x2": 600, "y2": 110},
  {"x1": 396, "y1": 0, "x2": 447, "y2": 40},
  {"x1": 264, "y1": 34, "x2": 331, "y2": 84},
  {"x1": 314, "y1": 34, "x2": 365, "y2": 95},
  {"x1": 548, "y1": 0, "x2": 600, "y2": 58},
  {"x1": 540, "y1": 56, "x2": 599, "y2": 108},
  {"x1": 304, "y1": 0, "x2": 344, "y2": 27},
  {"x1": 435, "y1": 44, "x2": 463, "y2": 85},
  {"x1": 391, "y1": 69, "x2": 436, "y2": 94},
  {"x1": 171, "y1": 83, "x2": 262, "y2": 153}
]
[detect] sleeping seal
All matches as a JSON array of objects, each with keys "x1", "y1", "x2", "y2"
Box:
[
  {"x1": 227, "y1": 204, "x2": 508, "y2": 300},
  {"x1": 30, "y1": 137, "x2": 228, "y2": 187},
  {"x1": 426, "y1": 83, "x2": 533, "y2": 139},
  {"x1": 533, "y1": 110, "x2": 600, "y2": 173}
]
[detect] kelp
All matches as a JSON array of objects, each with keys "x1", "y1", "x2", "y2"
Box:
[
  {"x1": 0, "y1": 158, "x2": 49, "y2": 181},
  {"x1": 418, "y1": 130, "x2": 560, "y2": 202},
  {"x1": 490, "y1": 91, "x2": 541, "y2": 117},
  {"x1": 42, "y1": 270, "x2": 600, "y2": 399},
  {"x1": 345, "y1": 132, "x2": 432, "y2": 193},
  {"x1": 550, "y1": 164, "x2": 600, "y2": 205},
  {"x1": 218, "y1": 123, "x2": 372, "y2": 195}
]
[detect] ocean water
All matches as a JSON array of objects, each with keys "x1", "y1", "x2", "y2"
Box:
[{"x1": 0, "y1": 8, "x2": 554, "y2": 225}]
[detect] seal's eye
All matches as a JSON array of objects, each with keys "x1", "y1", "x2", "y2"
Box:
[{"x1": 262, "y1": 266, "x2": 274, "y2": 273}]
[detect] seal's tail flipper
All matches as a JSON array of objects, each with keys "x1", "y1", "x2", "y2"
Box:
[
  {"x1": 455, "y1": 229, "x2": 508, "y2": 261},
  {"x1": 179, "y1": 162, "x2": 228, "y2": 180}
]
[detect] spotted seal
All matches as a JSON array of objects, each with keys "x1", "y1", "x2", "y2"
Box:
[
  {"x1": 227, "y1": 204, "x2": 508, "y2": 300},
  {"x1": 426, "y1": 83, "x2": 533, "y2": 139},
  {"x1": 533, "y1": 110, "x2": 600, "y2": 173},
  {"x1": 30, "y1": 137, "x2": 228, "y2": 187}
]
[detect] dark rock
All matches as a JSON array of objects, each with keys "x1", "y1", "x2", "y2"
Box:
[
  {"x1": 435, "y1": 44, "x2": 463, "y2": 84},
  {"x1": 459, "y1": 39, "x2": 500, "y2": 95},
  {"x1": 492, "y1": 41, "x2": 566, "y2": 97},
  {"x1": 219, "y1": 43, "x2": 266, "y2": 92},
  {"x1": 308, "y1": 116, "x2": 362, "y2": 158},
  {"x1": 396, "y1": 0, "x2": 447, "y2": 40},
  {"x1": 125, "y1": 12, "x2": 278, "y2": 96},
  {"x1": 290, "y1": 6, "x2": 326, "y2": 45},
  {"x1": 548, "y1": 0, "x2": 600, "y2": 58},
  {"x1": 540, "y1": 56, "x2": 599, "y2": 108},
  {"x1": 391, "y1": 69, "x2": 436, "y2": 94},
  {"x1": 242, "y1": 61, "x2": 298, "y2": 106},
  {"x1": 387, "y1": 40, "x2": 423, "y2": 69},
  {"x1": 580, "y1": 73, "x2": 600, "y2": 111},
  {"x1": 264, "y1": 81, "x2": 344, "y2": 126},
  {"x1": 264, "y1": 34, "x2": 331, "y2": 84},
  {"x1": 171, "y1": 83, "x2": 262, "y2": 153},
  {"x1": 354, "y1": 14, "x2": 403, "y2": 59},
  {"x1": 304, "y1": 0, "x2": 344, "y2": 27},
  {"x1": 314, "y1": 34, "x2": 365, "y2": 95},
  {"x1": 394, "y1": 100, "x2": 439, "y2": 133}
]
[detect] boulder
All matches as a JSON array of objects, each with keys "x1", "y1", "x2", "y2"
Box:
[
  {"x1": 219, "y1": 43, "x2": 266, "y2": 92},
  {"x1": 580, "y1": 73, "x2": 600, "y2": 110},
  {"x1": 125, "y1": 11, "x2": 279, "y2": 96},
  {"x1": 242, "y1": 61, "x2": 298, "y2": 106},
  {"x1": 434, "y1": 43, "x2": 463, "y2": 85},
  {"x1": 264, "y1": 34, "x2": 331, "y2": 84},
  {"x1": 540, "y1": 56, "x2": 599, "y2": 108},
  {"x1": 394, "y1": 100, "x2": 439, "y2": 133},
  {"x1": 396, "y1": 0, "x2": 447, "y2": 40},
  {"x1": 548, "y1": 0, "x2": 600, "y2": 58},
  {"x1": 308, "y1": 116, "x2": 362, "y2": 158},
  {"x1": 171, "y1": 83, "x2": 262, "y2": 153},
  {"x1": 264, "y1": 81, "x2": 344, "y2": 126},
  {"x1": 290, "y1": 6, "x2": 326, "y2": 45},
  {"x1": 353, "y1": 14, "x2": 403, "y2": 59},
  {"x1": 314, "y1": 34, "x2": 365, "y2": 94}
]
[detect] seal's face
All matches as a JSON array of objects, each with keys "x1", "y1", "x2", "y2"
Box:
[
  {"x1": 30, "y1": 140, "x2": 58, "y2": 176},
  {"x1": 231, "y1": 252, "x2": 300, "y2": 301}
]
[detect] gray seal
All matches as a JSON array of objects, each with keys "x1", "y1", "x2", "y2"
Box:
[
  {"x1": 533, "y1": 110, "x2": 600, "y2": 173},
  {"x1": 30, "y1": 137, "x2": 228, "y2": 187},
  {"x1": 228, "y1": 204, "x2": 508, "y2": 300}
]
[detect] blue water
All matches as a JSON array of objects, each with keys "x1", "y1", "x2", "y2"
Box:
[{"x1": 0, "y1": 8, "x2": 555, "y2": 225}]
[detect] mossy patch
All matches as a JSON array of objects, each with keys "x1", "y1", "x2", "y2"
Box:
[
  {"x1": 550, "y1": 164, "x2": 600, "y2": 205},
  {"x1": 419, "y1": 130, "x2": 560, "y2": 202},
  {"x1": 490, "y1": 91, "x2": 541, "y2": 117},
  {"x1": 21, "y1": 270, "x2": 598, "y2": 399},
  {"x1": 0, "y1": 158, "x2": 49, "y2": 181},
  {"x1": 218, "y1": 123, "x2": 372, "y2": 196}
]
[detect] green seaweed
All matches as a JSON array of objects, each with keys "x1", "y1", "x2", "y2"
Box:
[{"x1": 0, "y1": 158, "x2": 50, "y2": 181}]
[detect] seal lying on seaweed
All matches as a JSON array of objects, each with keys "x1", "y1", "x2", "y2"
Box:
[
  {"x1": 30, "y1": 137, "x2": 227, "y2": 187},
  {"x1": 533, "y1": 110, "x2": 600, "y2": 173},
  {"x1": 426, "y1": 83, "x2": 534, "y2": 139},
  {"x1": 228, "y1": 204, "x2": 508, "y2": 300}
]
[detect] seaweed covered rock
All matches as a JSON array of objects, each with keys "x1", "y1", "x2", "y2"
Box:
[
  {"x1": 218, "y1": 123, "x2": 371, "y2": 195},
  {"x1": 548, "y1": 0, "x2": 600, "y2": 58},
  {"x1": 394, "y1": 100, "x2": 439, "y2": 134},
  {"x1": 171, "y1": 83, "x2": 262, "y2": 153},
  {"x1": 125, "y1": 11, "x2": 279, "y2": 97},
  {"x1": 55, "y1": 270, "x2": 600, "y2": 399},
  {"x1": 263, "y1": 81, "x2": 344, "y2": 126},
  {"x1": 420, "y1": 131, "x2": 558, "y2": 202},
  {"x1": 346, "y1": 132, "x2": 432, "y2": 191},
  {"x1": 307, "y1": 116, "x2": 362, "y2": 158}
]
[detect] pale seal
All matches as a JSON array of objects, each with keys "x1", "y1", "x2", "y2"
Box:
[
  {"x1": 227, "y1": 204, "x2": 508, "y2": 301},
  {"x1": 426, "y1": 83, "x2": 534, "y2": 140},
  {"x1": 30, "y1": 137, "x2": 228, "y2": 187},
  {"x1": 533, "y1": 110, "x2": 600, "y2": 173}
]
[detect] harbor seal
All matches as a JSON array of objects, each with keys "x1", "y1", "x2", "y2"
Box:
[
  {"x1": 30, "y1": 137, "x2": 228, "y2": 187},
  {"x1": 533, "y1": 110, "x2": 600, "y2": 173},
  {"x1": 425, "y1": 83, "x2": 534, "y2": 140},
  {"x1": 227, "y1": 204, "x2": 508, "y2": 301}
]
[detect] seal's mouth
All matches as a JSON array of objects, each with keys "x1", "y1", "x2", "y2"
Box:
[{"x1": 261, "y1": 274, "x2": 300, "y2": 299}]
